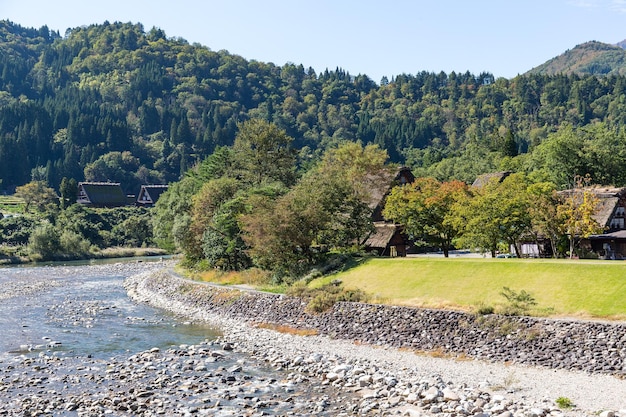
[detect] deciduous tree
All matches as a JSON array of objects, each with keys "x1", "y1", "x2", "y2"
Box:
[{"x1": 383, "y1": 177, "x2": 469, "y2": 257}]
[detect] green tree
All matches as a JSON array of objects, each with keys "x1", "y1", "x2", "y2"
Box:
[
  {"x1": 557, "y1": 188, "x2": 604, "y2": 258},
  {"x1": 241, "y1": 142, "x2": 387, "y2": 279},
  {"x1": 452, "y1": 173, "x2": 532, "y2": 257},
  {"x1": 28, "y1": 223, "x2": 60, "y2": 260},
  {"x1": 527, "y1": 181, "x2": 562, "y2": 257},
  {"x1": 383, "y1": 177, "x2": 469, "y2": 257},
  {"x1": 232, "y1": 119, "x2": 297, "y2": 186},
  {"x1": 14, "y1": 181, "x2": 58, "y2": 213},
  {"x1": 59, "y1": 177, "x2": 78, "y2": 209},
  {"x1": 187, "y1": 177, "x2": 240, "y2": 261},
  {"x1": 151, "y1": 176, "x2": 202, "y2": 251},
  {"x1": 201, "y1": 195, "x2": 252, "y2": 271}
]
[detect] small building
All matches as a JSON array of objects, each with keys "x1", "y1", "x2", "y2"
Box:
[
  {"x1": 362, "y1": 166, "x2": 416, "y2": 256},
  {"x1": 76, "y1": 182, "x2": 128, "y2": 208},
  {"x1": 363, "y1": 222, "x2": 412, "y2": 257},
  {"x1": 574, "y1": 187, "x2": 626, "y2": 259},
  {"x1": 136, "y1": 185, "x2": 169, "y2": 207}
]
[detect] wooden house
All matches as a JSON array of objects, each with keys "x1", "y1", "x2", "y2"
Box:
[
  {"x1": 136, "y1": 185, "x2": 169, "y2": 207},
  {"x1": 574, "y1": 187, "x2": 626, "y2": 259},
  {"x1": 363, "y1": 223, "x2": 412, "y2": 257},
  {"x1": 76, "y1": 182, "x2": 128, "y2": 208},
  {"x1": 362, "y1": 166, "x2": 415, "y2": 256}
]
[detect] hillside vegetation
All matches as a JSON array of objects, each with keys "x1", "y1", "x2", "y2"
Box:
[
  {"x1": 314, "y1": 257, "x2": 626, "y2": 319},
  {"x1": 5, "y1": 20, "x2": 626, "y2": 194},
  {"x1": 527, "y1": 41, "x2": 626, "y2": 76}
]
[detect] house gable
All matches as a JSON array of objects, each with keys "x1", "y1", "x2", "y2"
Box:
[
  {"x1": 136, "y1": 185, "x2": 169, "y2": 207},
  {"x1": 77, "y1": 182, "x2": 128, "y2": 207}
]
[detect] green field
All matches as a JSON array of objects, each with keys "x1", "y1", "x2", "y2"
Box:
[
  {"x1": 314, "y1": 257, "x2": 626, "y2": 319},
  {"x1": 0, "y1": 195, "x2": 24, "y2": 214}
]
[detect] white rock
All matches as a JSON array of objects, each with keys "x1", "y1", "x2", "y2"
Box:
[
  {"x1": 359, "y1": 375, "x2": 373, "y2": 387},
  {"x1": 442, "y1": 387, "x2": 460, "y2": 401},
  {"x1": 325, "y1": 372, "x2": 340, "y2": 382}
]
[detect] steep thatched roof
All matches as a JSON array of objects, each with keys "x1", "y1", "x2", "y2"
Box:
[
  {"x1": 365, "y1": 166, "x2": 414, "y2": 221},
  {"x1": 471, "y1": 171, "x2": 512, "y2": 188},
  {"x1": 559, "y1": 187, "x2": 626, "y2": 228},
  {"x1": 77, "y1": 182, "x2": 127, "y2": 207},
  {"x1": 137, "y1": 184, "x2": 169, "y2": 205},
  {"x1": 363, "y1": 222, "x2": 399, "y2": 249}
]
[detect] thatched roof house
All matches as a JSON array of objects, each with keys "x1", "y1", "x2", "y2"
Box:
[
  {"x1": 561, "y1": 187, "x2": 626, "y2": 259},
  {"x1": 471, "y1": 171, "x2": 511, "y2": 188},
  {"x1": 136, "y1": 185, "x2": 169, "y2": 207},
  {"x1": 366, "y1": 166, "x2": 415, "y2": 222},
  {"x1": 77, "y1": 182, "x2": 128, "y2": 207},
  {"x1": 363, "y1": 222, "x2": 412, "y2": 257},
  {"x1": 362, "y1": 166, "x2": 415, "y2": 256},
  {"x1": 559, "y1": 186, "x2": 626, "y2": 230}
]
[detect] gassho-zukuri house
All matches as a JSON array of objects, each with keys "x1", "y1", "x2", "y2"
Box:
[
  {"x1": 77, "y1": 182, "x2": 168, "y2": 208},
  {"x1": 520, "y1": 186, "x2": 626, "y2": 259},
  {"x1": 362, "y1": 166, "x2": 416, "y2": 257},
  {"x1": 579, "y1": 187, "x2": 626, "y2": 260}
]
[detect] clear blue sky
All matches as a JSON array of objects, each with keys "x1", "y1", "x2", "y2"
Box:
[{"x1": 3, "y1": 0, "x2": 626, "y2": 83}]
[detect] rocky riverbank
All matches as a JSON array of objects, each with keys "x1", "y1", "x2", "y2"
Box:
[
  {"x1": 125, "y1": 268, "x2": 626, "y2": 417},
  {"x1": 0, "y1": 260, "x2": 367, "y2": 416}
]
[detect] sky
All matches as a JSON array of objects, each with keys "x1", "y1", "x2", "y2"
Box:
[{"x1": 3, "y1": 0, "x2": 626, "y2": 83}]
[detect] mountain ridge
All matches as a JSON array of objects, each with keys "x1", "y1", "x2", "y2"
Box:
[{"x1": 527, "y1": 40, "x2": 626, "y2": 76}]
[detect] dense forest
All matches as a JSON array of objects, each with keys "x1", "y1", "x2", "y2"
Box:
[{"x1": 3, "y1": 20, "x2": 626, "y2": 195}]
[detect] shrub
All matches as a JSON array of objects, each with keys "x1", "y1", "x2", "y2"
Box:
[
  {"x1": 59, "y1": 230, "x2": 92, "y2": 256},
  {"x1": 498, "y1": 287, "x2": 537, "y2": 316},
  {"x1": 28, "y1": 223, "x2": 60, "y2": 261},
  {"x1": 555, "y1": 397, "x2": 574, "y2": 409},
  {"x1": 286, "y1": 281, "x2": 368, "y2": 313}
]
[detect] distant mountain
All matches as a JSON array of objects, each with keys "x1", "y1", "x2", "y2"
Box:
[{"x1": 526, "y1": 41, "x2": 626, "y2": 76}]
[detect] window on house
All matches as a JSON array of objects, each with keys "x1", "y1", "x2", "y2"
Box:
[{"x1": 610, "y1": 218, "x2": 625, "y2": 229}]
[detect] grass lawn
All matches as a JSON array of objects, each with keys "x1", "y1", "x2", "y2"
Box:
[{"x1": 312, "y1": 257, "x2": 626, "y2": 319}]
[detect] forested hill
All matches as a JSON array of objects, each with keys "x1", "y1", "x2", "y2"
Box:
[
  {"x1": 4, "y1": 20, "x2": 626, "y2": 194},
  {"x1": 526, "y1": 41, "x2": 626, "y2": 76}
]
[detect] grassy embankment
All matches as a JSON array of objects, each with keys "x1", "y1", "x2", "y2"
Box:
[{"x1": 311, "y1": 257, "x2": 626, "y2": 320}]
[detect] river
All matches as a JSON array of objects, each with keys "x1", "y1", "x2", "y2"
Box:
[{"x1": 0, "y1": 260, "x2": 358, "y2": 416}]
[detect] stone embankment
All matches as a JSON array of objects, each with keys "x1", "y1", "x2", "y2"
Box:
[
  {"x1": 126, "y1": 269, "x2": 626, "y2": 416},
  {"x1": 127, "y1": 270, "x2": 626, "y2": 376}
]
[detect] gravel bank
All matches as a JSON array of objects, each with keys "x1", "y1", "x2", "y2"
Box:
[
  {"x1": 126, "y1": 268, "x2": 626, "y2": 417},
  {"x1": 0, "y1": 260, "x2": 366, "y2": 416}
]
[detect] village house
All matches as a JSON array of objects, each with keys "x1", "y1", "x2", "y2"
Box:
[
  {"x1": 76, "y1": 182, "x2": 130, "y2": 208},
  {"x1": 362, "y1": 166, "x2": 415, "y2": 257},
  {"x1": 136, "y1": 184, "x2": 169, "y2": 207},
  {"x1": 577, "y1": 187, "x2": 626, "y2": 259},
  {"x1": 527, "y1": 186, "x2": 626, "y2": 259}
]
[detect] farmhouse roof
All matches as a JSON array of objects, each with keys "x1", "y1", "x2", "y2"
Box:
[
  {"x1": 589, "y1": 229, "x2": 626, "y2": 240},
  {"x1": 363, "y1": 222, "x2": 400, "y2": 249},
  {"x1": 559, "y1": 186, "x2": 626, "y2": 228},
  {"x1": 366, "y1": 166, "x2": 415, "y2": 221},
  {"x1": 136, "y1": 184, "x2": 169, "y2": 206},
  {"x1": 77, "y1": 182, "x2": 127, "y2": 207},
  {"x1": 471, "y1": 171, "x2": 512, "y2": 188}
]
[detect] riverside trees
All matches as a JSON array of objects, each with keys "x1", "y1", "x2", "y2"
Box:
[
  {"x1": 383, "y1": 173, "x2": 601, "y2": 259},
  {"x1": 153, "y1": 119, "x2": 391, "y2": 281}
]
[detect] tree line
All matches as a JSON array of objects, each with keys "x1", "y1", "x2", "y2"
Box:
[
  {"x1": 383, "y1": 174, "x2": 603, "y2": 259},
  {"x1": 4, "y1": 21, "x2": 626, "y2": 196}
]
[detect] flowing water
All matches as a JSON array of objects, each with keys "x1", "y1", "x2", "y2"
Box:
[
  {"x1": 0, "y1": 260, "x2": 220, "y2": 359},
  {"x1": 0, "y1": 260, "x2": 357, "y2": 416}
]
